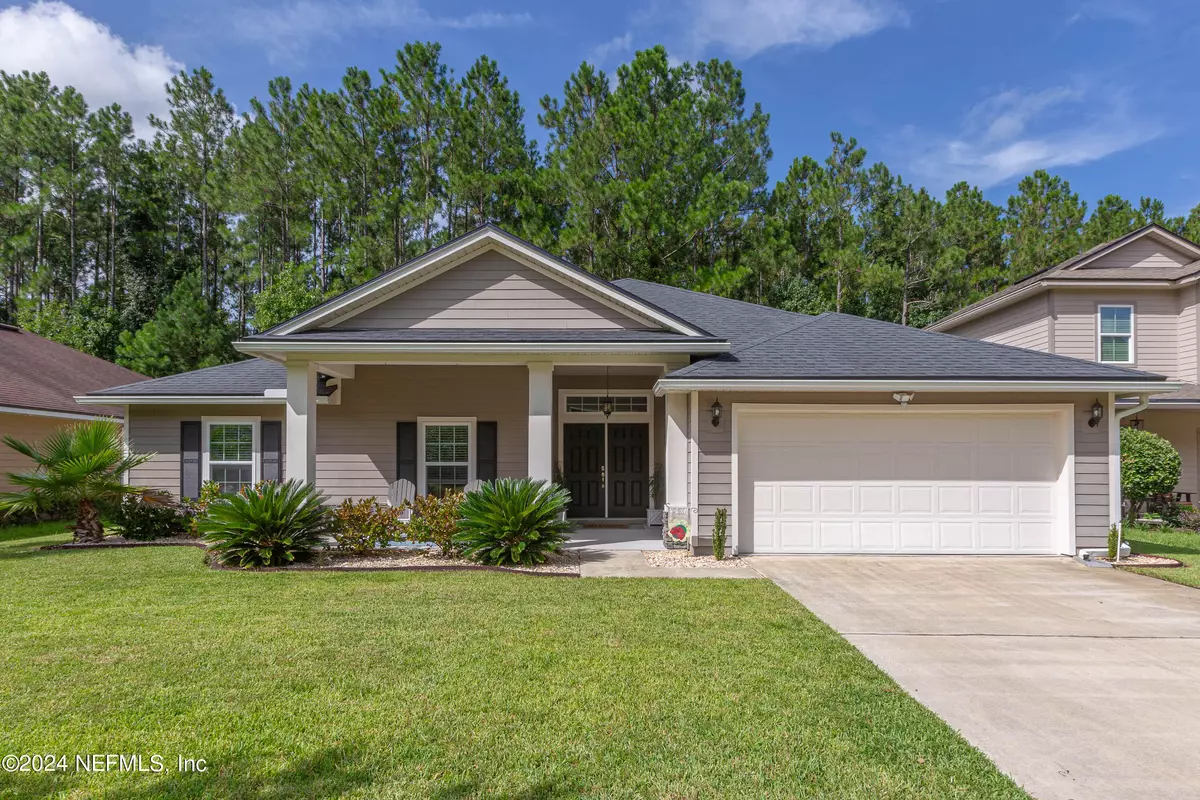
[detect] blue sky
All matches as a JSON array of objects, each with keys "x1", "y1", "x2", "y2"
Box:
[{"x1": 2, "y1": 0, "x2": 1196, "y2": 214}]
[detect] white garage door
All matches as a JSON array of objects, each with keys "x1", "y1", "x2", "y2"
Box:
[{"x1": 737, "y1": 408, "x2": 1070, "y2": 555}]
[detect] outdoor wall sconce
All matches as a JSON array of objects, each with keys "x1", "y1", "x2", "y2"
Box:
[
  {"x1": 1088, "y1": 400, "x2": 1104, "y2": 428},
  {"x1": 711, "y1": 397, "x2": 723, "y2": 427},
  {"x1": 892, "y1": 392, "x2": 915, "y2": 407}
]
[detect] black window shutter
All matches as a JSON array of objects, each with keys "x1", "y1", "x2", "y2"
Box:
[
  {"x1": 477, "y1": 421, "x2": 498, "y2": 481},
  {"x1": 396, "y1": 422, "x2": 417, "y2": 484},
  {"x1": 261, "y1": 421, "x2": 282, "y2": 483},
  {"x1": 180, "y1": 421, "x2": 201, "y2": 499}
]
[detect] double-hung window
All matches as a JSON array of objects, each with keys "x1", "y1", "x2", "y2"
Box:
[
  {"x1": 419, "y1": 419, "x2": 474, "y2": 496},
  {"x1": 1098, "y1": 305, "x2": 1134, "y2": 364},
  {"x1": 204, "y1": 418, "x2": 259, "y2": 494}
]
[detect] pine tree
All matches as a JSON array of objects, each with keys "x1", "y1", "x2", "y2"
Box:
[{"x1": 116, "y1": 272, "x2": 236, "y2": 376}]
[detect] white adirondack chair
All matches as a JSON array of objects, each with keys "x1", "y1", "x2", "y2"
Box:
[
  {"x1": 463, "y1": 479, "x2": 484, "y2": 494},
  {"x1": 387, "y1": 478, "x2": 416, "y2": 520}
]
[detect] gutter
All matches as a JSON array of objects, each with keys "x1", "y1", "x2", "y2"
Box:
[
  {"x1": 235, "y1": 340, "x2": 730, "y2": 357},
  {"x1": 653, "y1": 378, "x2": 1182, "y2": 396}
]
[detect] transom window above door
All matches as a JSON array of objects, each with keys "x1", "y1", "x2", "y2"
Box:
[
  {"x1": 1098, "y1": 305, "x2": 1134, "y2": 364},
  {"x1": 421, "y1": 421, "x2": 473, "y2": 496},
  {"x1": 565, "y1": 396, "x2": 648, "y2": 413}
]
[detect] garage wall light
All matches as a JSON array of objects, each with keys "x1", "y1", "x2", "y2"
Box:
[
  {"x1": 1089, "y1": 400, "x2": 1104, "y2": 428},
  {"x1": 710, "y1": 397, "x2": 723, "y2": 427},
  {"x1": 892, "y1": 392, "x2": 915, "y2": 406}
]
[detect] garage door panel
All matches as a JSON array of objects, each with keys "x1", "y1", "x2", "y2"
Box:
[{"x1": 739, "y1": 409, "x2": 1066, "y2": 555}]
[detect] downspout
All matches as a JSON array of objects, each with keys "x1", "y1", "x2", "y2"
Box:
[{"x1": 1112, "y1": 393, "x2": 1151, "y2": 562}]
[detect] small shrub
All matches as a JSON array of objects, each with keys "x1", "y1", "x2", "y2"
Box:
[
  {"x1": 332, "y1": 498, "x2": 406, "y2": 553},
  {"x1": 1107, "y1": 524, "x2": 1121, "y2": 559},
  {"x1": 407, "y1": 491, "x2": 465, "y2": 556},
  {"x1": 713, "y1": 507, "x2": 728, "y2": 560},
  {"x1": 200, "y1": 480, "x2": 332, "y2": 569},
  {"x1": 455, "y1": 478, "x2": 574, "y2": 566},
  {"x1": 182, "y1": 480, "x2": 224, "y2": 537},
  {"x1": 1177, "y1": 507, "x2": 1200, "y2": 532},
  {"x1": 110, "y1": 493, "x2": 190, "y2": 541},
  {"x1": 1121, "y1": 427, "x2": 1182, "y2": 522}
]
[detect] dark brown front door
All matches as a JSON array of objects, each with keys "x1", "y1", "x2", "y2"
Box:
[
  {"x1": 607, "y1": 423, "x2": 649, "y2": 517},
  {"x1": 563, "y1": 423, "x2": 605, "y2": 517}
]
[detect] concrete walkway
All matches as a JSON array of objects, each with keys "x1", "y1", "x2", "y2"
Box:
[{"x1": 751, "y1": 556, "x2": 1200, "y2": 800}]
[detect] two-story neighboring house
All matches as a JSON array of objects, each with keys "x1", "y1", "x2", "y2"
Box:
[{"x1": 931, "y1": 224, "x2": 1200, "y2": 501}]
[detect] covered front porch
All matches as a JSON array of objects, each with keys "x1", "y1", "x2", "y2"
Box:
[{"x1": 275, "y1": 357, "x2": 691, "y2": 526}]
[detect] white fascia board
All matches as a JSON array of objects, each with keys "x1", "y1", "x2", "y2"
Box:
[
  {"x1": 234, "y1": 340, "x2": 729, "y2": 357},
  {"x1": 76, "y1": 395, "x2": 286, "y2": 406},
  {"x1": 272, "y1": 227, "x2": 706, "y2": 337},
  {"x1": 653, "y1": 378, "x2": 1182, "y2": 396},
  {"x1": 0, "y1": 405, "x2": 115, "y2": 421}
]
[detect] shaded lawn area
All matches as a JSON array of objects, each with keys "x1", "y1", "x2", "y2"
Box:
[
  {"x1": 0, "y1": 522, "x2": 1025, "y2": 799},
  {"x1": 1123, "y1": 525, "x2": 1200, "y2": 588}
]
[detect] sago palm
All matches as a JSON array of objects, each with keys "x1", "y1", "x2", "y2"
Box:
[
  {"x1": 455, "y1": 478, "x2": 575, "y2": 566},
  {"x1": 0, "y1": 419, "x2": 154, "y2": 542}
]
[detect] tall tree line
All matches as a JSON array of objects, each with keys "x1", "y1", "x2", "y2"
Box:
[{"x1": 2, "y1": 45, "x2": 1198, "y2": 376}]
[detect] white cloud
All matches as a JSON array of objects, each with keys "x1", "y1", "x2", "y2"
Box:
[
  {"x1": 231, "y1": 0, "x2": 533, "y2": 62},
  {"x1": 590, "y1": 32, "x2": 633, "y2": 66},
  {"x1": 1067, "y1": 1, "x2": 1153, "y2": 26},
  {"x1": 903, "y1": 84, "x2": 1164, "y2": 189},
  {"x1": 686, "y1": 0, "x2": 906, "y2": 58},
  {"x1": 0, "y1": 2, "x2": 181, "y2": 137}
]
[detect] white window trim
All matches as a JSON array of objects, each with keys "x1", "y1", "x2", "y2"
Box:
[
  {"x1": 1097, "y1": 304, "x2": 1135, "y2": 364},
  {"x1": 201, "y1": 416, "x2": 261, "y2": 490},
  {"x1": 416, "y1": 417, "x2": 476, "y2": 496}
]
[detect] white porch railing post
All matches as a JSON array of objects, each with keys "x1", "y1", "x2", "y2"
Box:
[
  {"x1": 665, "y1": 392, "x2": 688, "y2": 517},
  {"x1": 528, "y1": 362, "x2": 554, "y2": 482},
  {"x1": 285, "y1": 360, "x2": 317, "y2": 485}
]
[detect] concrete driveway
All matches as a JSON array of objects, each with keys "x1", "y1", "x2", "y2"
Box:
[{"x1": 751, "y1": 556, "x2": 1200, "y2": 800}]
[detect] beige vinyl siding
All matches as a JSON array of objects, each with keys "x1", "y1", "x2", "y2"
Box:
[
  {"x1": 947, "y1": 293, "x2": 1051, "y2": 351},
  {"x1": 0, "y1": 413, "x2": 78, "y2": 493},
  {"x1": 1135, "y1": 410, "x2": 1200, "y2": 499},
  {"x1": 127, "y1": 366, "x2": 529, "y2": 503},
  {"x1": 693, "y1": 391, "x2": 1111, "y2": 552},
  {"x1": 1053, "y1": 290, "x2": 1179, "y2": 378},
  {"x1": 1178, "y1": 285, "x2": 1200, "y2": 385},
  {"x1": 329, "y1": 251, "x2": 654, "y2": 330},
  {"x1": 316, "y1": 365, "x2": 527, "y2": 503},
  {"x1": 127, "y1": 404, "x2": 285, "y2": 494},
  {"x1": 1076, "y1": 236, "x2": 1194, "y2": 270}
]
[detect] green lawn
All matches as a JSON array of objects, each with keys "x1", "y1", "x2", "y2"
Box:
[
  {"x1": 0, "y1": 522, "x2": 1024, "y2": 799},
  {"x1": 1123, "y1": 525, "x2": 1200, "y2": 588}
]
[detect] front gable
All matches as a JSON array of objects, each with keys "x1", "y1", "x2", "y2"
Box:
[
  {"x1": 1069, "y1": 228, "x2": 1200, "y2": 272},
  {"x1": 328, "y1": 249, "x2": 655, "y2": 331},
  {"x1": 271, "y1": 225, "x2": 704, "y2": 337}
]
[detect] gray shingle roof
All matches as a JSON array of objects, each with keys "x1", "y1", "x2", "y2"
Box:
[
  {"x1": 660, "y1": 310, "x2": 1164, "y2": 382},
  {"x1": 90, "y1": 359, "x2": 285, "y2": 396},
  {"x1": 612, "y1": 279, "x2": 809, "y2": 348}
]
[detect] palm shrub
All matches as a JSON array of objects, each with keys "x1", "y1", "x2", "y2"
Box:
[
  {"x1": 200, "y1": 480, "x2": 332, "y2": 569},
  {"x1": 455, "y1": 478, "x2": 574, "y2": 566},
  {"x1": 0, "y1": 419, "x2": 154, "y2": 542}
]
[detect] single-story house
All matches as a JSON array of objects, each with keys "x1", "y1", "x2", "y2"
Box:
[
  {"x1": 79, "y1": 225, "x2": 1177, "y2": 555},
  {"x1": 0, "y1": 322, "x2": 145, "y2": 492}
]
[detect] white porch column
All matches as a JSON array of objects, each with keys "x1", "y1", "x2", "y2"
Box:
[
  {"x1": 665, "y1": 393, "x2": 688, "y2": 514},
  {"x1": 688, "y1": 390, "x2": 699, "y2": 540},
  {"x1": 1107, "y1": 391, "x2": 1120, "y2": 530},
  {"x1": 527, "y1": 362, "x2": 554, "y2": 482},
  {"x1": 286, "y1": 360, "x2": 317, "y2": 485}
]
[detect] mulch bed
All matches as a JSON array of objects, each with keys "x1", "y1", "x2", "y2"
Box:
[
  {"x1": 39, "y1": 536, "x2": 581, "y2": 577},
  {"x1": 1099, "y1": 553, "x2": 1184, "y2": 568},
  {"x1": 42, "y1": 535, "x2": 205, "y2": 550},
  {"x1": 642, "y1": 549, "x2": 749, "y2": 569}
]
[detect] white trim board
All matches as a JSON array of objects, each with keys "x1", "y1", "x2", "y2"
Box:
[
  {"x1": 655, "y1": 378, "x2": 1180, "y2": 395},
  {"x1": 729, "y1": 403, "x2": 1076, "y2": 557},
  {"x1": 201, "y1": 416, "x2": 262, "y2": 490},
  {"x1": 268, "y1": 227, "x2": 707, "y2": 337},
  {"x1": 0, "y1": 405, "x2": 117, "y2": 421}
]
